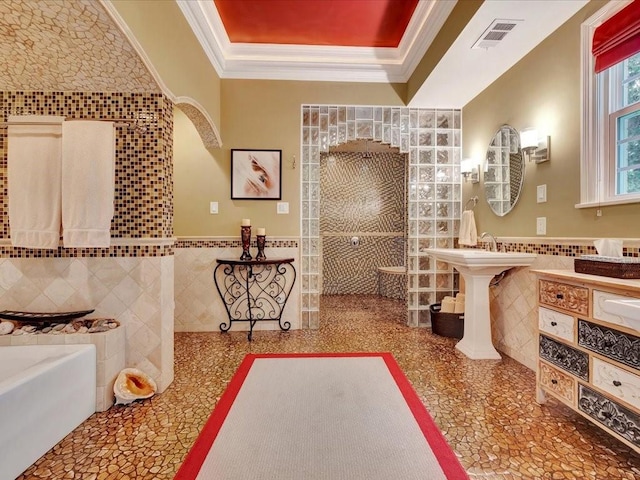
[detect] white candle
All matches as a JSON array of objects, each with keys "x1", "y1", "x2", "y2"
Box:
[
  {"x1": 241, "y1": 218, "x2": 251, "y2": 226},
  {"x1": 257, "y1": 228, "x2": 266, "y2": 236}
]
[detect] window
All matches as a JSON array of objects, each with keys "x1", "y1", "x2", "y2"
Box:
[{"x1": 580, "y1": 1, "x2": 640, "y2": 207}]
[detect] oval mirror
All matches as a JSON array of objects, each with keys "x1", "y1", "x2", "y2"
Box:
[{"x1": 483, "y1": 125, "x2": 525, "y2": 216}]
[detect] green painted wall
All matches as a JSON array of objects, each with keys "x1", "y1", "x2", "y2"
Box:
[
  {"x1": 174, "y1": 80, "x2": 406, "y2": 236},
  {"x1": 462, "y1": 0, "x2": 639, "y2": 238},
  {"x1": 111, "y1": 0, "x2": 221, "y2": 131}
]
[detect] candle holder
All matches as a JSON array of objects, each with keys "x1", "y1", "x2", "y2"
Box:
[
  {"x1": 256, "y1": 235, "x2": 266, "y2": 261},
  {"x1": 240, "y1": 225, "x2": 252, "y2": 260}
]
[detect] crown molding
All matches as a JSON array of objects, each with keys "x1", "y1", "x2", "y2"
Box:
[{"x1": 176, "y1": 0, "x2": 454, "y2": 83}]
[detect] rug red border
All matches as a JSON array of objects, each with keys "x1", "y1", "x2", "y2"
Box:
[{"x1": 174, "y1": 352, "x2": 468, "y2": 479}]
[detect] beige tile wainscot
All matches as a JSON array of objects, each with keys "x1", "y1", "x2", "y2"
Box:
[{"x1": 532, "y1": 269, "x2": 640, "y2": 454}]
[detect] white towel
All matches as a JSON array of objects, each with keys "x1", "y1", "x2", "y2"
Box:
[
  {"x1": 8, "y1": 115, "x2": 65, "y2": 248},
  {"x1": 61, "y1": 121, "x2": 115, "y2": 247},
  {"x1": 459, "y1": 210, "x2": 478, "y2": 246}
]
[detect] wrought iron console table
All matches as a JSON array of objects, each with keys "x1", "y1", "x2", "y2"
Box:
[{"x1": 213, "y1": 258, "x2": 296, "y2": 341}]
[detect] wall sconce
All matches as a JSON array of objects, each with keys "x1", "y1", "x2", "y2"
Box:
[
  {"x1": 520, "y1": 128, "x2": 550, "y2": 163},
  {"x1": 461, "y1": 158, "x2": 479, "y2": 183}
]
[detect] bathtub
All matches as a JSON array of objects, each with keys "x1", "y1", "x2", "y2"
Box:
[
  {"x1": 0, "y1": 344, "x2": 96, "y2": 479},
  {"x1": 377, "y1": 266, "x2": 407, "y2": 300}
]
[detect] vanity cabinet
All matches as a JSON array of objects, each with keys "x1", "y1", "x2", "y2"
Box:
[{"x1": 533, "y1": 270, "x2": 640, "y2": 453}]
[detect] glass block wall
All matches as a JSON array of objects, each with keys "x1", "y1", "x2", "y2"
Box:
[{"x1": 301, "y1": 105, "x2": 461, "y2": 328}]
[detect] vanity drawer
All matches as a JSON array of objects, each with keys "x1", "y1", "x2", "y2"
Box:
[
  {"x1": 539, "y1": 307, "x2": 574, "y2": 342},
  {"x1": 539, "y1": 279, "x2": 589, "y2": 317},
  {"x1": 539, "y1": 360, "x2": 575, "y2": 404},
  {"x1": 593, "y1": 290, "x2": 637, "y2": 331},
  {"x1": 578, "y1": 384, "x2": 640, "y2": 449},
  {"x1": 578, "y1": 320, "x2": 640, "y2": 371},
  {"x1": 539, "y1": 334, "x2": 589, "y2": 381},
  {"x1": 593, "y1": 358, "x2": 640, "y2": 410}
]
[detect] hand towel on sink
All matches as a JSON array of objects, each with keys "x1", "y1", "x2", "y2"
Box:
[
  {"x1": 459, "y1": 210, "x2": 478, "y2": 246},
  {"x1": 61, "y1": 121, "x2": 115, "y2": 247},
  {"x1": 7, "y1": 115, "x2": 65, "y2": 248}
]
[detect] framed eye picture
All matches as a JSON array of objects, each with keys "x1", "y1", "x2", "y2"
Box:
[{"x1": 231, "y1": 149, "x2": 282, "y2": 200}]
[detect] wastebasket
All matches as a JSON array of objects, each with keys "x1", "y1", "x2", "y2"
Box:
[{"x1": 429, "y1": 303, "x2": 464, "y2": 339}]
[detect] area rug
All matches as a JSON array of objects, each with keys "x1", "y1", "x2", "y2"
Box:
[{"x1": 174, "y1": 352, "x2": 468, "y2": 479}]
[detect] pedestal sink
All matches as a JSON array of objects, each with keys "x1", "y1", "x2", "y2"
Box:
[{"x1": 425, "y1": 248, "x2": 537, "y2": 360}]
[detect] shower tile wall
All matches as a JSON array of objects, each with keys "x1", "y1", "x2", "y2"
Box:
[
  {"x1": 302, "y1": 106, "x2": 462, "y2": 327},
  {"x1": 0, "y1": 91, "x2": 175, "y2": 391},
  {"x1": 320, "y1": 151, "x2": 405, "y2": 295}
]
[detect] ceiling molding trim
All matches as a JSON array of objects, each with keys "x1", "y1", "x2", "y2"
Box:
[
  {"x1": 176, "y1": 0, "x2": 227, "y2": 75},
  {"x1": 398, "y1": 0, "x2": 458, "y2": 79},
  {"x1": 176, "y1": 0, "x2": 452, "y2": 82},
  {"x1": 100, "y1": 0, "x2": 174, "y2": 101},
  {"x1": 222, "y1": 61, "x2": 402, "y2": 83}
]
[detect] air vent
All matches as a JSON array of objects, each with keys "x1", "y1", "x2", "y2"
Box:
[{"x1": 472, "y1": 19, "x2": 522, "y2": 50}]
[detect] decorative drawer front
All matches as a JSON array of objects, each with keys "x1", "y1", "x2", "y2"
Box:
[
  {"x1": 593, "y1": 358, "x2": 640, "y2": 410},
  {"x1": 539, "y1": 307, "x2": 574, "y2": 342},
  {"x1": 593, "y1": 290, "x2": 637, "y2": 331},
  {"x1": 578, "y1": 320, "x2": 640, "y2": 371},
  {"x1": 539, "y1": 334, "x2": 589, "y2": 381},
  {"x1": 539, "y1": 280, "x2": 589, "y2": 316},
  {"x1": 578, "y1": 384, "x2": 640, "y2": 448},
  {"x1": 539, "y1": 360, "x2": 575, "y2": 404}
]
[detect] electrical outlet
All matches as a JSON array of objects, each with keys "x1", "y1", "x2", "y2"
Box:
[
  {"x1": 536, "y1": 217, "x2": 546, "y2": 235},
  {"x1": 209, "y1": 201, "x2": 218, "y2": 214},
  {"x1": 536, "y1": 184, "x2": 547, "y2": 203}
]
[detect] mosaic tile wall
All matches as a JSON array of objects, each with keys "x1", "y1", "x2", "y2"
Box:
[
  {"x1": 302, "y1": 105, "x2": 462, "y2": 328},
  {"x1": 0, "y1": 0, "x2": 160, "y2": 93},
  {"x1": 320, "y1": 150, "x2": 405, "y2": 295},
  {"x1": 0, "y1": 91, "x2": 173, "y2": 241},
  {"x1": 173, "y1": 238, "x2": 300, "y2": 333},
  {"x1": 0, "y1": 90, "x2": 176, "y2": 392}
]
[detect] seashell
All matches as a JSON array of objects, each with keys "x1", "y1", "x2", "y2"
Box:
[
  {"x1": 12, "y1": 328, "x2": 24, "y2": 335},
  {"x1": 41, "y1": 326, "x2": 52, "y2": 333},
  {"x1": 52, "y1": 324, "x2": 65, "y2": 331},
  {"x1": 62, "y1": 324, "x2": 76, "y2": 333},
  {"x1": 77, "y1": 326, "x2": 89, "y2": 334},
  {"x1": 114, "y1": 368, "x2": 157, "y2": 405},
  {"x1": 22, "y1": 325, "x2": 37, "y2": 333},
  {"x1": 0, "y1": 321, "x2": 14, "y2": 335},
  {"x1": 89, "y1": 325, "x2": 109, "y2": 333}
]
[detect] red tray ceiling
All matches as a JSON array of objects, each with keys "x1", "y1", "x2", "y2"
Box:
[{"x1": 213, "y1": 0, "x2": 419, "y2": 48}]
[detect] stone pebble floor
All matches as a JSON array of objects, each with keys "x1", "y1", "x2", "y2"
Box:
[{"x1": 18, "y1": 295, "x2": 640, "y2": 479}]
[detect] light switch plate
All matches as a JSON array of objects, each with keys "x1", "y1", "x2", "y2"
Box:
[
  {"x1": 536, "y1": 217, "x2": 546, "y2": 235},
  {"x1": 209, "y1": 201, "x2": 218, "y2": 214},
  {"x1": 277, "y1": 202, "x2": 289, "y2": 214},
  {"x1": 536, "y1": 184, "x2": 547, "y2": 203}
]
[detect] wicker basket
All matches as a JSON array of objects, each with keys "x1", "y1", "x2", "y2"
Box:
[
  {"x1": 429, "y1": 303, "x2": 464, "y2": 339},
  {"x1": 574, "y1": 258, "x2": 640, "y2": 279}
]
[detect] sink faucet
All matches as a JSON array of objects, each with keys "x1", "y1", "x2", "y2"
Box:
[{"x1": 480, "y1": 232, "x2": 498, "y2": 252}]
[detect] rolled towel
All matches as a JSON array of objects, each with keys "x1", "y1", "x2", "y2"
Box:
[
  {"x1": 441, "y1": 296, "x2": 456, "y2": 313},
  {"x1": 454, "y1": 293, "x2": 465, "y2": 313}
]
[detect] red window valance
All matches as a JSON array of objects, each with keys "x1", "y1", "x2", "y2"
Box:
[{"x1": 592, "y1": 0, "x2": 640, "y2": 73}]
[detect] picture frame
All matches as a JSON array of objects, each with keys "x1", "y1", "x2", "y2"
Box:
[{"x1": 231, "y1": 149, "x2": 282, "y2": 200}]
